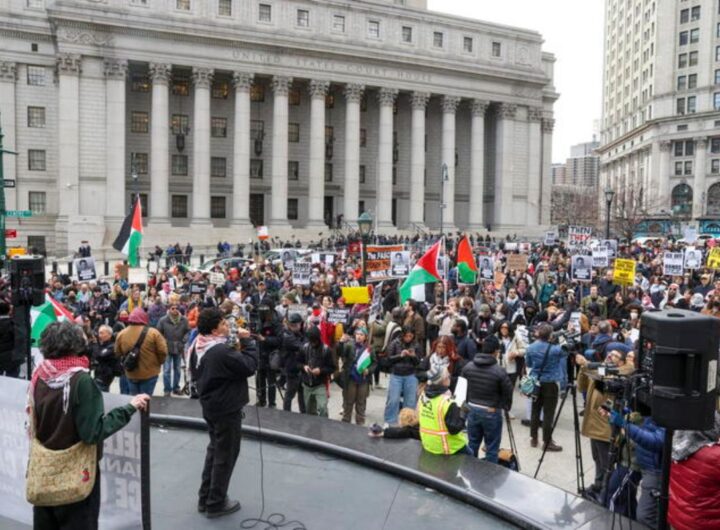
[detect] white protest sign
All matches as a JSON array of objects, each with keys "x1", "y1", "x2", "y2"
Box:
[
  {"x1": 592, "y1": 248, "x2": 609, "y2": 268},
  {"x1": 663, "y1": 252, "x2": 684, "y2": 276},
  {"x1": 292, "y1": 262, "x2": 312, "y2": 286},
  {"x1": 684, "y1": 248, "x2": 703, "y2": 269},
  {"x1": 128, "y1": 267, "x2": 148, "y2": 286},
  {"x1": 568, "y1": 226, "x2": 593, "y2": 249}
]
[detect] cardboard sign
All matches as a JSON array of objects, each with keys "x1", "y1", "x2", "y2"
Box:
[
  {"x1": 613, "y1": 259, "x2": 636, "y2": 286},
  {"x1": 74, "y1": 256, "x2": 97, "y2": 281},
  {"x1": 127, "y1": 267, "x2": 148, "y2": 286},
  {"x1": 326, "y1": 308, "x2": 350, "y2": 325},
  {"x1": 292, "y1": 262, "x2": 312, "y2": 286},
  {"x1": 684, "y1": 248, "x2": 703, "y2": 270},
  {"x1": 365, "y1": 245, "x2": 405, "y2": 282},
  {"x1": 342, "y1": 286, "x2": 371, "y2": 305},
  {"x1": 390, "y1": 251, "x2": 411, "y2": 277},
  {"x1": 494, "y1": 271, "x2": 506, "y2": 290},
  {"x1": 116, "y1": 264, "x2": 129, "y2": 280},
  {"x1": 478, "y1": 256, "x2": 495, "y2": 281},
  {"x1": 663, "y1": 252, "x2": 684, "y2": 276},
  {"x1": 592, "y1": 249, "x2": 609, "y2": 269},
  {"x1": 568, "y1": 226, "x2": 593, "y2": 249},
  {"x1": 257, "y1": 226, "x2": 269, "y2": 240},
  {"x1": 707, "y1": 247, "x2": 720, "y2": 269},
  {"x1": 208, "y1": 272, "x2": 225, "y2": 286},
  {"x1": 506, "y1": 253, "x2": 528, "y2": 272},
  {"x1": 571, "y1": 255, "x2": 592, "y2": 281}
]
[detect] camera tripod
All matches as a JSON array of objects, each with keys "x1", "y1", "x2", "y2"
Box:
[{"x1": 533, "y1": 381, "x2": 586, "y2": 496}]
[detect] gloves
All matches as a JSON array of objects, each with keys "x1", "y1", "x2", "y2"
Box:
[{"x1": 609, "y1": 410, "x2": 626, "y2": 428}]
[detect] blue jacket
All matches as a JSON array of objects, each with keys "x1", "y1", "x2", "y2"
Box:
[
  {"x1": 525, "y1": 340, "x2": 567, "y2": 384},
  {"x1": 626, "y1": 417, "x2": 664, "y2": 473}
]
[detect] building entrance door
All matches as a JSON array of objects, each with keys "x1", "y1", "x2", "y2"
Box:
[{"x1": 250, "y1": 194, "x2": 264, "y2": 226}]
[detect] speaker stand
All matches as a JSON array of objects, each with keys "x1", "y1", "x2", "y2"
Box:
[{"x1": 657, "y1": 428, "x2": 674, "y2": 530}]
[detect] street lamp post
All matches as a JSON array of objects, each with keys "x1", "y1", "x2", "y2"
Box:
[
  {"x1": 604, "y1": 187, "x2": 615, "y2": 239},
  {"x1": 357, "y1": 212, "x2": 373, "y2": 285}
]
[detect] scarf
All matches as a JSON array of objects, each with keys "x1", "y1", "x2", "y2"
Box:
[
  {"x1": 672, "y1": 412, "x2": 720, "y2": 462},
  {"x1": 188, "y1": 333, "x2": 227, "y2": 367},
  {"x1": 28, "y1": 356, "x2": 90, "y2": 415}
]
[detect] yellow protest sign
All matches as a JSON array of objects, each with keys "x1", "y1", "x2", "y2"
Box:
[
  {"x1": 341, "y1": 286, "x2": 371, "y2": 305},
  {"x1": 613, "y1": 259, "x2": 636, "y2": 286},
  {"x1": 707, "y1": 247, "x2": 720, "y2": 269}
]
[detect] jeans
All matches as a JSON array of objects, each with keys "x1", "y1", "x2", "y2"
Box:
[
  {"x1": 256, "y1": 363, "x2": 277, "y2": 407},
  {"x1": 199, "y1": 412, "x2": 242, "y2": 512},
  {"x1": 466, "y1": 406, "x2": 503, "y2": 463},
  {"x1": 531, "y1": 382, "x2": 559, "y2": 443},
  {"x1": 591, "y1": 439, "x2": 612, "y2": 490},
  {"x1": 636, "y1": 470, "x2": 660, "y2": 528},
  {"x1": 303, "y1": 384, "x2": 328, "y2": 418},
  {"x1": 384, "y1": 374, "x2": 418, "y2": 425},
  {"x1": 163, "y1": 354, "x2": 182, "y2": 393},
  {"x1": 127, "y1": 376, "x2": 158, "y2": 396},
  {"x1": 119, "y1": 374, "x2": 130, "y2": 395},
  {"x1": 34, "y1": 467, "x2": 101, "y2": 530}
]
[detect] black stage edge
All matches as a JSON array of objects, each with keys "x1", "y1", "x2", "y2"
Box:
[
  {"x1": 140, "y1": 409, "x2": 152, "y2": 530},
  {"x1": 150, "y1": 397, "x2": 636, "y2": 530}
]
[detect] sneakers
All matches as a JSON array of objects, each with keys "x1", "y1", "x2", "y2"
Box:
[
  {"x1": 163, "y1": 391, "x2": 171, "y2": 397},
  {"x1": 171, "y1": 390, "x2": 184, "y2": 397},
  {"x1": 521, "y1": 419, "x2": 531, "y2": 427},
  {"x1": 206, "y1": 499, "x2": 241, "y2": 519},
  {"x1": 530, "y1": 437, "x2": 538, "y2": 448},
  {"x1": 543, "y1": 440, "x2": 563, "y2": 452}
]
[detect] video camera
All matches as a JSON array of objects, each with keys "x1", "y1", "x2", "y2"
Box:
[{"x1": 550, "y1": 329, "x2": 581, "y2": 349}]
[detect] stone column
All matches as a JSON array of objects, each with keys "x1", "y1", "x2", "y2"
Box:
[
  {"x1": 307, "y1": 80, "x2": 330, "y2": 228},
  {"x1": 231, "y1": 72, "x2": 253, "y2": 226},
  {"x1": 441, "y1": 96, "x2": 460, "y2": 230},
  {"x1": 526, "y1": 107, "x2": 543, "y2": 225},
  {"x1": 149, "y1": 63, "x2": 171, "y2": 222},
  {"x1": 269, "y1": 76, "x2": 292, "y2": 228},
  {"x1": 693, "y1": 137, "x2": 708, "y2": 218},
  {"x1": 0, "y1": 62, "x2": 17, "y2": 211},
  {"x1": 657, "y1": 140, "x2": 672, "y2": 210},
  {"x1": 467, "y1": 99, "x2": 488, "y2": 231},
  {"x1": 409, "y1": 92, "x2": 429, "y2": 228},
  {"x1": 494, "y1": 103, "x2": 516, "y2": 227},
  {"x1": 343, "y1": 83, "x2": 364, "y2": 225},
  {"x1": 376, "y1": 88, "x2": 398, "y2": 229},
  {"x1": 191, "y1": 67, "x2": 213, "y2": 223},
  {"x1": 540, "y1": 115, "x2": 554, "y2": 225},
  {"x1": 104, "y1": 59, "x2": 128, "y2": 220},
  {"x1": 56, "y1": 54, "x2": 81, "y2": 218}
]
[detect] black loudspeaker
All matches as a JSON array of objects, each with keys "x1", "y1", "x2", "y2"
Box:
[
  {"x1": 640, "y1": 309, "x2": 719, "y2": 431},
  {"x1": 8, "y1": 256, "x2": 46, "y2": 307}
]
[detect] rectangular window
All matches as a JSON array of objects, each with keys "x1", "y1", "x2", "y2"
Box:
[
  {"x1": 138, "y1": 193, "x2": 148, "y2": 217},
  {"x1": 131, "y1": 73, "x2": 150, "y2": 92},
  {"x1": 690, "y1": 28, "x2": 699, "y2": 43},
  {"x1": 251, "y1": 120, "x2": 264, "y2": 140},
  {"x1": 686, "y1": 140, "x2": 695, "y2": 156},
  {"x1": 392, "y1": 166, "x2": 397, "y2": 185},
  {"x1": 433, "y1": 31, "x2": 444, "y2": 48},
  {"x1": 677, "y1": 75, "x2": 687, "y2": 90},
  {"x1": 687, "y1": 95, "x2": 696, "y2": 113},
  {"x1": 288, "y1": 123, "x2": 300, "y2": 143},
  {"x1": 691, "y1": 5, "x2": 700, "y2": 21},
  {"x1": 689, "y1": 51, "x2": 698, "y2": 66},
  {"x1": 26, "y1": 65, "x2": 45, "y2": 86},
  {"x1": 680, "y1": 8, "x2": 689, "y2": 24},
  {"x1": 171, "y1": 195, "x2": 188, "y2": 218},
  {"x1": 360, "y1": 128, "x2": 367, "y2": 147},
  {"x1": 359, "y1": 165, "x2": 366, "y2": 184},
  {"x1": 463, "y1": 36, "x2": 473, "y2": 52},
  {"x1": 28, "y1": 191, "x2": 46, "y2": 214},
  {"x1": 250, "y1": 159, "x2": 263, "y2": 178},
  {"x1": 688, "y1": 74, "x2": 697, "y2": 89},
  {"x1": 325, "y1": 126, "x2": 334, "y2": 144},
  {"x1": 679, "y1": 31, "x2": 689, "y2": 45},
  {"x1": 288, "y1": 161, "x2": 299, "y2": 180},
  {"x1": 675, "y1": 141, "x2": 685, "y2": 157},
  {"x1": 325, "y1": 94, "x2": 335, "y2": 109},
  {"x1": 325, "y1": 163, "x2": 333, "y2": 182},
  {"x1": 492, "y1": 41, "x2": 502, "y2": 57},
  {"x1": 171, "y1": 114, "x2": 189, "y2": 135},
  {"x1": 367, "y1": 20, "x2": 380, "y2": 38},
  {"x1": 678, "y1": 53, "x2": 688, "y2": 68},
  {"x1": 332, "y1": 14, "x2": 345, "y2": 32},
  {"x1": 714, "y1": 92, "x2": 720, "y2": 110},
  {"x1": 172, "y1": 78, "x2": 189, "y2": 96},
  {"x1": 211, "y1": 157, "x2": 226, "y2": 177},
  {"x1": 176, "y1": 0, "x2": 190, "y2": 10},
  {"x1": 675, "y1": 161, "x2": 683, "y2": 175},
  {"x1": 402, "y1": 26, "x2": 412, "y2": 43},
  {"x1": 172, "y1": 155, "x2": 188, "y2": 175},
  {"x1": 289, "y1": 88, "x2": 301, "y2": 106},
  {"x1": 211, "y1": 117, "x2": 227, "y2": 138},
  {"x1": 211, "y1": 196, "x2": 226, "y2": 218},
  {"x1": 360, "y1": 94, "x2": 367, "y2": 112},
  {"x1": 131, "y1": 153, "x2": 148, "y2": 174},
  {"x1": 218, "y1": 0, "x2": 232, "y2": 16},
  {"x1": 287, "y1": 198, "x2": 298, "y2": 220},
  {"x1": 26, "y1": 0, "x2": 44, "y2": 8},
  {"x1": 717, "y1": 22, "x2": 720, "y2": 38},
  {"x1": 28, "y1": 150, "x2": 45, "y2": 171},
  {"x1": 684, "y1": 161, "x2": 693, "y2": 175},
  {"x1": 27, "y1": 236, "x2": 46, "y2": 255},
  {"x1": 212, "y1": 81, "x2": 229, "y2": 99},
  {"x1": 131, "y1": 111, "x2": 149, "y2": 133},
  {"x1": 712, "y1": 159, "x2": 720, "y2": 174},
  {"x1": 716, "y1": 70, "x2": 720, "y2": 85},
  {"x1": 297, "y1": 9, "x2": 309, "y2": 27},
  {"x1": 712, "y1": 138, "x2": 720, "y2": 153},
  {"x1": 258, "y1": 3, "x2": 271, "y2": 22},
  {"x1": 717, "y1": 46, "x2": 720, "y2": 61},
  {"x1": 677, "y1": 97, "x2": 686, "y2": 115},
  {"x1": 27, "y1": 106, "x2": 45, "y2": 128},
  {"x1": 250, "y1": 84, "x2": 265, "y2": 102}
]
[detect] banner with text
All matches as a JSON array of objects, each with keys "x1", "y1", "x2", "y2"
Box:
[
  {"x1": 568, "y1": 226, "x2": 593, "y2": 249},
  {"x1": 292, "y1": 262, "x2": 312, "y2": 286},
  {"x1": 663, "y1": 252, "x2": 685, "y2": 277},
  {"x1": 365, "y1": 245, "x2": 405, "y2": 282},
  {"x1": 613, "y1": 259, "x2": 636, "y2": 286}
]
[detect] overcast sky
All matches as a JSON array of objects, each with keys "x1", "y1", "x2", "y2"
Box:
[{"x1": 427, "y1": 0, "x2": 605, "y2": 163}]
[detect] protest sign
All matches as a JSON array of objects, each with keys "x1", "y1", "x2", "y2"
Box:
[
  {"x1": 127, "y1": 267, "x2": 148, "y2": 286},
  {"x1": 663, "y1": 252, "x2": 684, "y2": 276},
  {"x1": 684, "y1": 248, "x2": 703, "y2": 269},
  {"x1": 326, "y1": 308, "x2": 350, "y2": 325},
  {"x1": 506, "y1": 253, "x2": 528, "y2": 272},
  {"x1": 592, "y1": 248, "x2": 609, "y2": 269},
  {"x1": 571, "y1": 255, "x2": 592, "y2": 281},
  {"x1": 208, "y1": 272, "x2": 225, "y2": 286},
  {"x1": 494, "y1": 271, "x2": 506, "y2": 290},
  {"x1": 600, "y1": 239, "x2": 618, "y2": 259},
  {"x1": 365, "y1": 245, "x2": 405, "y2": 282},
  {"x1": 389, "y1": 251, "x2": 411, "y2": 277},
  {"x1": 568, "y1": 226, "x2": 593, "y2": 249},
  {"x1": 707, "y1": 247, "x2": 720, "y2": 269},
  {"x1": 74, "y1": 256, "x2": 97, "y2": 281},
  {"x1": 544, "y1": 231, "x2": 558, "y2": 246},
  {"x1": 287, "y1": 304, "x2": 308, "y2": 319},
  {"x1": 682, "y1": 226, "x2": 698, "y2": 244},
  {"x1": 292, "y1": 262, "x2": 312, "y2": 286},
  {"x1": 613, "y1": 259, "x2": 636, "y2": 286},
  {"x1": 147, "y1": 260, "x2": 159, "y2": 274},
  {"x1": 478, "y1": 256, "x2": 495, "y2": 281},
  {"x1": 342, "y1": 286, "x2": 371, "y2": 304}
]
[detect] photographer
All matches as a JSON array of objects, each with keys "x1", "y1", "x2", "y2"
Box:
[
  {"x1": 575, "y1": 349, "x2": 636, "y2": 495},
  {"x1": 280, "y1": 313, "x2": 307, "y2": 413},
  {"x1": 527, "y1": 322, "x2": 567, "y2": 452},
  {"x1": 254, "y1": 305, "x2": 283, "y2": 408}
]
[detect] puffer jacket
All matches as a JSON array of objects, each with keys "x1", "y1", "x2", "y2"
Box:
[
  {"x1": 668, "y1": 444, "x2": 720, "y2": 530},
  {"x1": 625, "y1": 417, "x2": 664, "y2": 472},
  {"x1": 460, "y1": 353, "x2": 513, "y2": 410}
]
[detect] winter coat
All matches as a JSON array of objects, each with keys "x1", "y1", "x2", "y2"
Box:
[
  {"x1": 386, "y1": 337, "x2": 421, "y2": 376},
  {"x1": 579, "y1": 363, "x2": 635, "y2": 442},
  {"x1": 625, "y1": 418, "x2": 664, "y2": 473},
  {"x1": 525, "y1": 340, "x2": 567, "y2": 384},
  {"x1": 668, "y1": 444, "x2": 720, "y2": 530},
  {"x1": 114, "y1": 324, "x2": 168, "y2": 380},
  {"x1": 280, "y1": 329, "x2": 306, "y2": 378},
  {"x1": 461, "y1": 353, "x2": 513, "y2": 410},
  {"x1": 156, "y1": 315, "x2": 190, "y2": 356},
  {"x1": 453, "y1": 333, "x2": 477, "y2": 362}
]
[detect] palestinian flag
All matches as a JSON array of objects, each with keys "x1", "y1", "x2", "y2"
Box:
[
  {"x1": 356, "y1": 349, "x2": 372, "y2": 373},
  {"x1": 112, "y1": 196, "x2": 143, "y2": 266},
  {"x1": 31, "y1": 294, "x2": 74, "y2": 348},
  {"x1": 399, "y1": 240, "x2": 442, "y2": 304},
  {"x1": 457, "y1": 235, "x2": 478, "y2": 284}
]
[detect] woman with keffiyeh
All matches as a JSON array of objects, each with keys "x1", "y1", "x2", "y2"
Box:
[{"x1": 28, "y1": 321, "x2": 149, "y2": 529}]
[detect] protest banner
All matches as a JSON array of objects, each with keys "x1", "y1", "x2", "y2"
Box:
[
  {"x1": 128, "y1": 267, "x2": 148, "y2": 286},
  {"x1": 478, "y1": 256, "x2": 495, "y2": 281},
  {"x1": 506, "y1": 253, "x2": 528, "y2": 272},
  {"x1": 74, "y1": 256, "x2": 97, "y2": 281},
  {"x1": 684, "y1": 248, "x2": 703, "y2": 269},
  {"x1": 287, "y1": 304, "x2": 308, "y2": 319},
  {"x1": 389, "y1": 251, "x2": 411, "y2": 277},
  {"x1": 292, "y1": 262, "x2": 312, "y2": 286},
  {"x1": 591, "y1": 248, "x2": 609, "y2": 269},
  {"x1": 663, "y1": 252, "x2": 684, "y2": 276},
  {"x1": 568, "y1": 226, "x2": 593, "y2": 249},
  {"x1": 613, "y1": 259, "x2": 636, "y2": 286},
  {"x1": 342, "y1": 286, "x2": 371, "y2": 304},
  {"x1": 571, "y1": 255, "x2": 592, "y2": 281},
  {"x1": 544, "y1": 231, "x2": 558, "y2": 246},
  {"x1": 208, "y1": 272, "x2": 225, "y2": 286},
  {"x1": 365, "y1": 245, "x2": 405, "y2": 282},
  {"x1": 326, "y1": 308, "x2": 350, "y2": 325},
  {"x1": 707, "y1": 247, "x2": 720, "y2": 269}
]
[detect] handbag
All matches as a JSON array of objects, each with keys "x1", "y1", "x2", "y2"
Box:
[
  {"x1": 122, "y1": 326, "x2": 149, "y2": 372},
  {"x1": 25, "y1": 401, "x2": 97, "y2": 506},
  {"x1": 519, "y1": 344, "x2": 551, "y2": 399}
]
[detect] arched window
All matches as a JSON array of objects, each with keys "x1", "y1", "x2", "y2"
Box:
[
  {"x1": 671, "y1": 184, "x2": 693, "y2": 218},
  {"x1": 706, "y1": 183, "x2": 720, "y2": 216}
]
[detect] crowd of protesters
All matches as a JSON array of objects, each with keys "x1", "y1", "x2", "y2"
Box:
[{"x1": 3, "y1": 230, "x2": 720, "y2": 530}]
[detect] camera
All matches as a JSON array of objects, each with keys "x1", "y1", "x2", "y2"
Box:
[{"x1": 550, "y1": 329, "x2": 581, "y2": 349}]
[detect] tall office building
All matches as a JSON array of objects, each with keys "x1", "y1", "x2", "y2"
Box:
[{"x1": 598, "y1": 0, "x2": 720, "y2": 221}]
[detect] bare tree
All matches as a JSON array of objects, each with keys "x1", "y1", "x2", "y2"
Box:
[
  {"x1": 551, "y1": 184, "x2": 601, "y2": 229},
  {"x1": 611, "y1": 186, "x2": 670, "y2": 241}
]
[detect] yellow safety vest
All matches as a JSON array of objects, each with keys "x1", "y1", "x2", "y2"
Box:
[{"x1": 417, "y1": 392, "x2": 468, "y2": 455}]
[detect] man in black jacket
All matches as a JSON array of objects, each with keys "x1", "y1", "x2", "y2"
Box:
[
  {"x1": 451, "y1": 318, "x2": 477, "y2": 361},
  {"x1": 0, "y1": 301, "x2": 18, "y2": 377},
  {"x1": 253, "y1": 305, "x2": 282, "y2": 408},
  {"x1": 300, "y1": 326, "x2": 335, "y2": 417},
  {"x1": 461, "y1": 335, "x2": 513, "y2": 463},
  {"x1": 192, "y1": 308, "x2": 258, "y2": 519},
  {"x1": 280, "y1": 313, "x2": 306, "y2": 413}
]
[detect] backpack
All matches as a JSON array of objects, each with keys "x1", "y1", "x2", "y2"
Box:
[{"x1": 122, "y1": 326, "x2": 149, "y2": 372}]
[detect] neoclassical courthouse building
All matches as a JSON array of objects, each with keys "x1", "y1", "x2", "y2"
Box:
[{"x1": 0, "y1": 0, "x2": 557, "y2": 255}]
